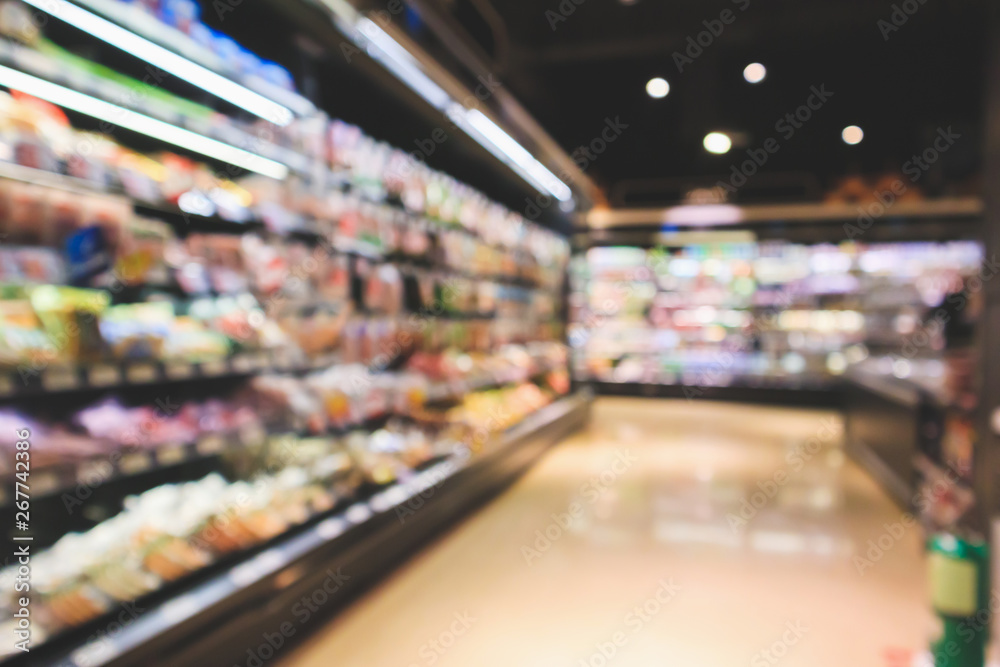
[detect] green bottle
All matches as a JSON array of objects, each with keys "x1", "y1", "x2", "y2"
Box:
[{"x1": 928, "y1": 532, "x2": 990, "y2": 667}]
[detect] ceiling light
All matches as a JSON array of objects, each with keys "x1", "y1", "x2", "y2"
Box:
[
  {"x1": 646, "y1": 77, "x2": 670, "y2": 99},
  {"x1": 0, "y1": 64, "x2": 290, "y2": 180},
  {"x1": 21, "y1": 0, "x2": 294, "y2": 126},
  {"x1": 743, "y1": 63, "x2": 766, "y2": 84},
  {"x1": 842, "y1": 125, "x2": 864, "y2": 145},
  {"x1": 703, "y1": 132, "x2": 732, "y2": 154}
]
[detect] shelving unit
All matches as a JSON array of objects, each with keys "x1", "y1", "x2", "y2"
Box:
[
  {"x1": 573, "y1": 212, "x2": 985, "y2": 527},
  {"x1": 0, "y1": 0, "x2": 588, "y2": 664},
  {"x1": 569, "y1": 241, "x2": 982, "y2": 393},
  {"x1": 8, "y1": 392, "x2": 590, "y2": 667}
]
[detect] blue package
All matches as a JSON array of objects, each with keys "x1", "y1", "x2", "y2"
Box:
[
  {"x1": 64, "y1": 226, "x2": 111, "y2": 286},
  {"x1": 212, "y1": 31, "x2": 242, "y2": 63},
  {"x1": 190, "y1": 22, "x2": 214, "y2": 50},
  {"x1": 259, "y1": 61, "x2": 294, "y2": 91},
  {"x1": 160, "y1": 0, "x2": 200, "y2": 33},
  {"x1": 236, "y1": 47, "x2": 262, "y2": 77}
]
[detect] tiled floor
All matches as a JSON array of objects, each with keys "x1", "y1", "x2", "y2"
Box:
[{"x1": 279, "y1": 398, "x2": 935, "y2": 667}]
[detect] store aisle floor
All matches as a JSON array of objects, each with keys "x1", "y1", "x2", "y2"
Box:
[{"x1": 279, "y1": 398, "x2": 932, "y2": 667}]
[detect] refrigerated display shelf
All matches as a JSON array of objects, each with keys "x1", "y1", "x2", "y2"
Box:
[
  {"x1": 0, "y1": 160, "x2": 553, "y2": 295},
  {"x1": 71, "y1": 0, "x2": 317, "y2": 117},
  {"x1": 0, "y1": 359, "x2": 567, "y2": 509},
  {"x1": 8, "y1": 391, "x2": 591, "y2": 667},
  {"x1": 0, "y1": 5, "x2": 577, "y2": 666},
  {"x1": 571, "y1": 242, "x2": 982, "y2": 393},
  {"x1": 0, "y1": 39, "x2": 312, "y2": 173},
  {"x1": 0, "y1": 352, "x2": 301, "y2": 400},
  {"x1": 0, "y1": 435, "x2": 230, "y2": 508}
]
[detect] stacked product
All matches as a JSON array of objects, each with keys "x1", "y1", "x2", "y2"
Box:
[
  {"x1": 0, "y1": 346, "x2": 570, "y2": 643},
  {"x1": 570, "y1": 241, "x2": 982, "y2": 388},
  {"x1": 0, "y1": 0, "x2": 574, "y2": 659}
]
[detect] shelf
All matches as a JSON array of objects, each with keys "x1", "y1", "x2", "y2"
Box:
[
  {"x1": 0, "y1": 39, "x2": 319, "y2": 175},
  {"x1": 586, "y1": 197, "x2": 985, "y2": 229},
  {"x1": 0, "y1": 433, "x2": 238, "y2": 508},
  {"x1": 0, "y1": 160, "x2": 266, "y2": 234},
  {"x1": 0, "y1": 351, "x2": 302, "y2": 400},
  {"x1": 14, "y1": 391, "x2": 591, "y2": 667},
  {"x1": 61, "y1": 0, "x2": 316, "y2": 119},
  {"x1": 0, "y1": 358, "x2": 565, "y2": 509},
  {"x1": 0, "y1": 350, "x2": 562, "y2": 398},
  {"x1": 0, "y1": 160, "x2": 551, "y2": 290}
]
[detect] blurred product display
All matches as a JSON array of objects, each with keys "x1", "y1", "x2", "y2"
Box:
[
  {"x1": 570, "y1": 240, "x2": 988, "y2": 539},
  {"x1": 0, "y1": 0, "x2": 993, "y2": 665},
  {"x1": 570, "y1": 241, "x2": 982, "y2": 390},
  {"x1": 0, "y1": 0, "x2": 580, "y2": 661}
]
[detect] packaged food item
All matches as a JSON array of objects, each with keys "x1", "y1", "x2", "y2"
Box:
[
  {"x1": 185, "y1": 294, "x2": 280, "y2": 352},
  {"x1": 158, "y1": 0, "x2": 200, "y2": 34},
  {"x1": 0, "y1": 247, "x2": 64, "y2": 284},
  {"x1": 250, "y1": 374, "x2": 326, "y2": 434},
  {"x1": 1, "y1": 181, "x2": 47, "y2": 244},
  {"x1": 162, "y1": 315, "x2": 231, "y2": 362},
  {"x1": 28, "y1": 285, "x2": 109, "y2": 363},
  {"x1": 357, "y1": 262, "x2": 402, "y2": 315},
  {"x1": 64, "y1": 226, "x2": 112, "y2": 287},
  {"x1": 0, "y1": 1, "x2": 41, "y2": 44},
  {"x1": 185, "y1": 234, "x2": 249, "y2": 295},
  {"x1": 0, "y1": 297, "x2": 54, "y2": 368},
  {"x1": 278, "y1": 305, "x2": 351, "y2": 357},
  {"x1": 316, "y1": 252, "x2": 351, "y2": 302},
  {"x1": 305, "y1": 364, "x2": 366, "y2": 429},
  {"x1": 99, "y1": 301, "x2": 172, "y2": 360},
  {"x1": 137, "y1": 529, "x2": 212, "y2": 582},
  {"x1": 113, "y1": 216, "x2": 175, "y2": 286},
  {"x1": 344, "y1": 430, "x2": 397, "y2": 485}
]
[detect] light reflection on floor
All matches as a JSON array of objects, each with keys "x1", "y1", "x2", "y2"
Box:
[{"x1": 280, "y1": 398, "x2": 936, "y2": 667}]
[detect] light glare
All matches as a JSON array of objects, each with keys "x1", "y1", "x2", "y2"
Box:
[
  {"x1": 703, "y1": 132, "x2": 732, "y2": 154},
  {"x1": 646, "y1": 77, "x2": 670, "y2": 99},
  {"x1": 743, "y1": 63, "x2": 767, "y2": 84},
  {"x1": 842, "y1": 125, "x2": 864, "y2": 145},
  {"x1": 464, "y1": 109, "x2": 573, "y2": 202}
]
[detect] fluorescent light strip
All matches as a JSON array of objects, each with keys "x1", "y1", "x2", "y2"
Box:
[
  {"x1": 350, "y1": 19, "x2": 573, "y2": 203},
  {"x1": 0, "y1": 64, "x2": 289, "y2": 180},
  {"x1": 21, "y1": 0, "x2": 294, "y2": 126},
  {"x1": 356, "y1": 19, "x2": 451, "y2": 110},
  {"x1": 454, "y1": 110, "x2": 557, "y2": 200},
  {"x1": 464, "y1": 109, "x2": 572, "y2": 201}
]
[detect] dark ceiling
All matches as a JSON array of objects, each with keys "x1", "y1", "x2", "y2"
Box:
[{"x1": 399, "y1": 0, "x2": 989, "y2": 207}]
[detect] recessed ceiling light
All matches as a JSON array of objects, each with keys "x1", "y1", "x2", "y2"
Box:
[
  {"x1": 743, "y1": 63, "x2": 766, "y2": 84},
  {"x1": 646, "y1": 77, "x2": 670, "y2": 99},
  {"x1": 703, "y1": 132, "x2": 732, "y2": 154},
  {"x1": 842, "y1": 125, "x2": 864, "y2": 145}
]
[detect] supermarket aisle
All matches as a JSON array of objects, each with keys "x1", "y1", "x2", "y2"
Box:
[{"x1": 279, "y1": 398, "x2": 932, "y2": 667}]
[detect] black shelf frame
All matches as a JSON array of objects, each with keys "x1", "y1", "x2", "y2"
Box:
[{"x1": 587, "y1": 380, "x2": 841, "y2": 408}]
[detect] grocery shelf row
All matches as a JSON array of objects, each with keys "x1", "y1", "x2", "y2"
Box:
[
  {"x1": 7, "y1": 391, "x2": 590, "y2": 667},
  {"x1": 0, "y1": 0, "x2": 584, "y2": 664},
  {"x1": 0, "y1": 355, "x2": 565, "y2": 508}
]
